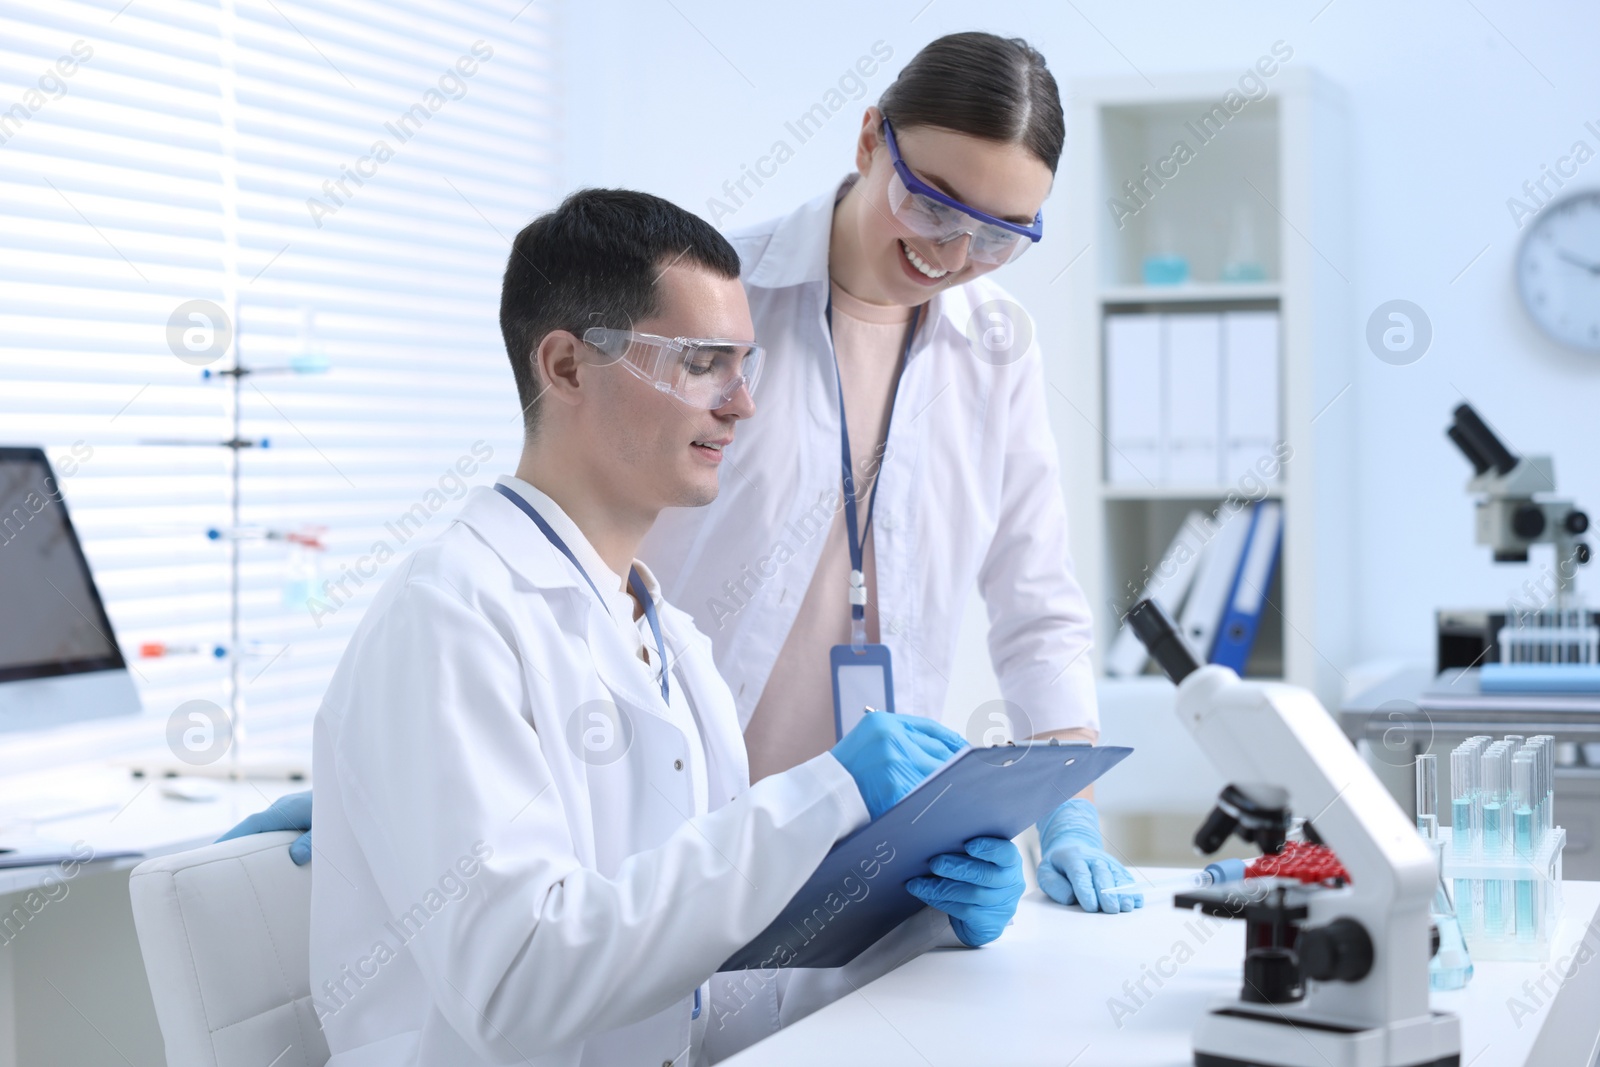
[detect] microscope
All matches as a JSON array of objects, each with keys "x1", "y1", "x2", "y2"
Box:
[
  {"x1": 1129, "y1": 598, "x2": 1460, "y2": 1067},
  {"x1": 1447, "y1": 402, "x2": 1589, "y2": 612}
]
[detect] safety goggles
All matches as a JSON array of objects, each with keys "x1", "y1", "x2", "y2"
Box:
[
  {"x1": 881, "y1": 118, "x2": 1044, "y2": 266},
  {"x1": 581, "y1": 327, "x2": 764, "y2": 410}
]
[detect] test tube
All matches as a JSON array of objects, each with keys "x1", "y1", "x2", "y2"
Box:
[
  {"x1": 1524, "y1": 739, "x2": 1544, "y2": 842},
  {"x1": 1416, "y1": 753, "x2": 1439, "y2": 841},
  {"x1": 1470, "y1": 738, "x2": 1493, "y2": 926},
  {"x1": 1451, "y1": 743, "x2": 1478, "y2": 931},
  {"x1": 1450, "y1": 744, "x2": 1477, "y2": 847},
  {"x1": 1535, "y1": 737, "x2": 1557, "y2": 931},
  {"x1": 1531, "y1": 736, "x2": 1555, "y2": 839},
  {"x1": 1481, "y1": 745, "x2": 1509, "y2": 936},
  {"x1": 1466, "y1": 737, "x2": 1491, "y2": 846},
  {"x1": 1513, "y1": 752, "x2": 1537, "y2": 941}
]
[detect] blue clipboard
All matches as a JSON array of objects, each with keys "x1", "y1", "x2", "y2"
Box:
[{"x1": 720, "y1": 741, "x2": 1133, "y2": 971}]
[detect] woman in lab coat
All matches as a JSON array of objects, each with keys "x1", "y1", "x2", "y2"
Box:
[{"x1": 643, "y1": 31, "x2": 1141, "y2": 912}]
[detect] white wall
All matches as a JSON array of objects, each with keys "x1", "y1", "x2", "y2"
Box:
[{"x1": 560, "y1": 1, "x2": 1600, "y2": 716}]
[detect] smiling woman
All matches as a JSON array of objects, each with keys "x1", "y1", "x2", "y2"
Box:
[
  {"x1": 830, "y1": 34, "x2": 1059, "y2": 304},
  {"x1": 642, "y1": 31, "x2": 1146, "y2": 919}
]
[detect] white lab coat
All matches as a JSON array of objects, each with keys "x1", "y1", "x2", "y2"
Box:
[
  {"x1": 310, "y1": 485, "x2": 950, "y2": 1067},
  {"x1": 642, "y1": 180, "x2": 1098, "y2": 740}
]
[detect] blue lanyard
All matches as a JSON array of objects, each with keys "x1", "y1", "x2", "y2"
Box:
[
  {"x1": 493, "y1": 483, "x2": 670, "y2": 703},
  {"x1": 824, "y1": 293, "x2": 922, "y2": 651}
]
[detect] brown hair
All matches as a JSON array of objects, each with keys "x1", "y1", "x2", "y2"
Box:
[{"x1": 877, "y1": 32, "x2": 1065, "y2": 173}]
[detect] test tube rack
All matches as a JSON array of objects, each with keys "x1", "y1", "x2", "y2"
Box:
[
  {"x1": 1440, "y1": 824, "x2": 1565, "y2": 961},
  {"x1": 1497, "y1": 608, "x2": 1598, "y2": 665}
]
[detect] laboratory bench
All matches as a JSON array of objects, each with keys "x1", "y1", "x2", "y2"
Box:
[
  {"x1": 722, "y1": 872, "x2": 1600, "y2": 1067},
  {"x1": 4, "y1": 761, "x2": 1598, "y2": 1067}
]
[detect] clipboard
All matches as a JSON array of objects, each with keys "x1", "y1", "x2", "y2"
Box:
[{"x1": 720, "y1": 741, "x2": 1133, "y2": 971}]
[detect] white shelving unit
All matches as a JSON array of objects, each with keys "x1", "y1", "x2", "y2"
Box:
[{"x1": 1055, "y1": 68, "x2": 1356, "y2": 711}]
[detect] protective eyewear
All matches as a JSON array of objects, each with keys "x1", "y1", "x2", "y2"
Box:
[
  {"x1": 581, "y1": 327, "x2": 764, "y2": 410},
  {"x1": 881, "y1": 118, "x2": 1044, "y2": 266}
]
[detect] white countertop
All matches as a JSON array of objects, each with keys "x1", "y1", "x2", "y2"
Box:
[
  {"x1": 723, "y1": 872, "x2": 1600, "y2": 1067},
  {"x1": 5, "y1": 761, "x2": 1598, "y2": 1067},
  {"x1": 0, "y1": 757, "x2": 304, "y2": 897}
]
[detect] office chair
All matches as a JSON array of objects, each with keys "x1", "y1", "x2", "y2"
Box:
[{"x1": 129, "y1": 831, "x2": 328, "y2": 1067}]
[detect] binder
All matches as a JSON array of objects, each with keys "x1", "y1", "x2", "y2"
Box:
[
  {"x1": 1104, "y1": 314, "x2": 1162, "y2": 485},
  {"x1": 1211, "y1": 500, "x2": 1283, "y2": 672},
  {"x1": 1221, "y1": 311, "x2": 1280, "y2": 482},
  {"x1": 1178, "y1": 505, "x2": 1254, "y2": 662},
  {"x1": 1163, "y1": 313, "x2": 1222, "y2": 485},
  {"x1": 1106, "y1": 510, "x2": 1210, "y2": 677},
  {"x1": 720, "y1": 742, "x2": 1133, "y2": 971}
]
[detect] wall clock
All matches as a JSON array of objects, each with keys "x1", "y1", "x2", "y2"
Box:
[{"x1": 1516, "y1": 188, "x2": 1600, "y2": 352}]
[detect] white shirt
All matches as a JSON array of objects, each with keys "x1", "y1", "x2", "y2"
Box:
[{"x1": 641, "y1": 180, "x2": 1098, "y2": 744}]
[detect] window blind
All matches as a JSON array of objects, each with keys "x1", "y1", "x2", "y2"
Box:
[{"x1": 0, "y1": 0, "x2": 554, "y2": 753}]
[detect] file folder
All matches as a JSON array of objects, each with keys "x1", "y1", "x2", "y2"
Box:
[
  {"x1": 1107, "y1": 510, "x2": 1210, "y2": 677},
  {"x1": 1105, "y1": 314, "x2": 1162, "y2": 485},
  {"x1": 1211, "y1": 500, "x2": 1282, "y2": 672},
  {"x1": 1163, "y1": 313, "x2": 1222, "y2": 485},
  {"x1": 1221, "y1": 311, "x2": 1280, "y2": 482},
  {"x1": 1178, "y1": 506, "x2": 1254, "y2": 662},
  {"x1": 720, "y1": 742, "x2": 1133, "y2": 971}
]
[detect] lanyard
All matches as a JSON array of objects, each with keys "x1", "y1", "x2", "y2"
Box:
[
  {"x1": 493, "y1": 483, "x2": 670, "y2": 703},
  {"x1": 825, "y1": 293, "x2": 922, "y2": 652}
]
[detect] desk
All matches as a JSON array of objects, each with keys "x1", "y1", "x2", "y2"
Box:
[
  {"x1": 0, "y1": 759, "x2": 303, "y2": 1067},
  {"x1": 723, "y1": 872, "x2": 1600, "y2": 1067}
]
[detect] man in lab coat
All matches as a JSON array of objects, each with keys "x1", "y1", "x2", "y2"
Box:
[{"x1": 302, "y1": 189, "x2": 1022, "y2": 1067}]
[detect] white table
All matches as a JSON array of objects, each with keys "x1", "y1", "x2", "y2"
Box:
[
  {"x1": 0, "y1": 758, "x2": 304, "y2": 1067},
  {"x1": 723, "y1": 872, "x2": 1600, "y2": 1067},
  {"x1": 0, "y1": 762, "x2": 303, "y2": 891}
]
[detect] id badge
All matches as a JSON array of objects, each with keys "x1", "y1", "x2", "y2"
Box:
[{"x1": 830, "y1": 643, "x2": 896, "y2": 740}]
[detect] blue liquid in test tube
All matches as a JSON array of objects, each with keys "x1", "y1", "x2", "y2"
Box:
[
  {"x1": 1451, "y1": 745, "x2": 1477, "y2": 931},
  {"x1": 1481, "y1": 746, "x2": 1508, "y2": 937},
  {"x1": 1514, "y1": 752, "x2": 1536, "y2": 941}
]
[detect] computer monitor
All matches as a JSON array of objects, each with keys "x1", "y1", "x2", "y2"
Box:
[{"x1": 0, "y1": 447, "x2": 141, "y2": 732}]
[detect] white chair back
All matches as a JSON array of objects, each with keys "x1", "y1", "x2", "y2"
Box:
[{"x1": 128, "y1": 830, "x2": 328, "y2": 1067}]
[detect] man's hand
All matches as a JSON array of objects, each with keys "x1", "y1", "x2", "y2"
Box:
[
  {"x1": 216, "y1": 790, "x2": 313, "y2": 866},
  {"x1": 906, "y1": 836, "x2": 1025, "y2": 946}
]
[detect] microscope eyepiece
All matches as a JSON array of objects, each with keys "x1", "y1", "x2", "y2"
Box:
[
  {"x1": 1127, "y1": 598, "x2": 1201, "y2": 684},
  {"x1": 1446, "y1": 425, "x2": 1491, "y2": 475},
  {"x1": 1449, "y1": 403, "x2": 1519, "y2": 476}
]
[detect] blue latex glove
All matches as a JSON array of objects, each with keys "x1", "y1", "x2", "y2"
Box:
[
  {"x1": 1037, "y1": 797, "x2": 1141, "y2": 913},
  {"x1": 216, "y1": 790, "x2": 313, "y2": 866},
  {"x1": 906, "y1": 836, "x2": 1025, "y2": 947},
  {"x1": 830, "y1": 711, "x2": 966, "y2": 820}
]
